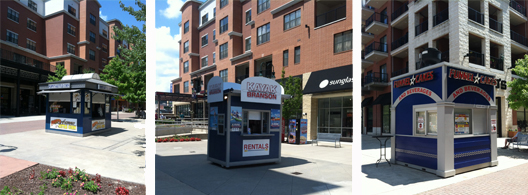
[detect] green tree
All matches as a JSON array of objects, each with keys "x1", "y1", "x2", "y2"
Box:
[
  {"x1": 280, "y1": 67, "x2": 303, "y2": 129},
  {"x1": 83, "y1": 68, "x2": 95, "y2": 73},
  {"x1": 101, "y1": 0, "x2": 146, "y2": 113},
  {"x1": 507, "y1": 55, "x2": 528, "y2": 110},
  {"x1": 47, "y1": 64, "x2": 67, "y2": 82}
]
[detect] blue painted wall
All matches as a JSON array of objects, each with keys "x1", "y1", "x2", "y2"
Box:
[
  {"x1": 446, "y1": 67, "x2": 495, "y2": 105},
  {"x1": 395, "y1": 136, "x2": 437, "y2": 170},
  {"x1": 207, "y1": 101, "x2": 227, "y2": 161},
  {"x1": 454, "y1": 136, "x2": 491, "y2": 169}
]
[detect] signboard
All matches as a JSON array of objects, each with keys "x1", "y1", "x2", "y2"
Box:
[
  {"x1": 92, "y1": 119, "x2": 106, "y2": 131},
  {"x1": 270, "y1": 109, "x2": 280, "y2": 130},
  {"x1": 230, "y1": 106, "x2": 242, "y2": 132},
  {"x1": 394, "y1": 71, "x2": 434, "y2": 88},
  {"x1": 50, "y1": 117, "x2": 77, "y2": 131},
  {"x1": 207, "y1": 76, "x2": 224, "y2": 103},
  {"x1": 210, "y1": 107, "x2": 218, "y2": 131},
  {"x1": 300, "y1": 119, "x2": 307, "y2": 144},
  {"x1": 455, "y1": 114, "x2": 470, "y2": 134},
  {"x1": 417, "y1": 116, "x2": 424, "y2": 133},
  {"x1": 288, "y1": 119, "x2": 297, "y2": 144},
  {"x1": 98, "y1": 84, "x2": 112, "y2": 91},
  {"x1": 242, "y1": 139, "x2": 270, "y2": 157},
  {"x1": 302, "y1": 65, "x2": 352, "y2": 94},
  {"x1": 491, "y1": 119, "x2": 497, "y2": 133},
  {"x1": 241, "y1": 77, "x2": 281, "y2": 105},
  {"x1": 48, "y1": 83, "x2": 70, "y2": 89},
  {"x1": 448, "y1": 68, "x2": 497, "y2": 86}
]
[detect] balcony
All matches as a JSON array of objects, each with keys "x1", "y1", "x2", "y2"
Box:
[
  {"x1": 364, "y1": 42, "x2": 388, "y2": 62},
  {"x1": 490, "y1": 56, "x2": 504, "y2": 70},
  {"x1": 510, "y1": 0, "x2": 528, "y2": 25},
  {"x1": 511, "y1": 0, "x2": 527, "y2": 16},
  {"x1": 468, "y1": 7, "x2": 484, "y2": 25},
  {"x1": 433, "y1": 9, "x2": 449, "y2": 27},
  {"x1": 361, "y1": 26, "x2": 374, "y2": 44},
  {"x1": 362, "y1": 72, "x2": 390, "y2": 91},
  {"x1": 392, "y1": 67, "x2": 409, "y2": 78},
  {"x1": 391, "y1": 33, "x2": 408, "y2": 51},
  {"x1": 235, "y1": 74, "x2": 249, "y2": 84},
  {"x1": 315, "y1": 5, "x2": 346, "y2": 27},
  {"x1": 365, "y1": 0, "x2": 389, "y2": 9},
  {"x1": 362, "y1": 6, "x2": 375, "y2": 20},
  {"x1": 511, "y1": 31, "x2": 528, "y2": 52},
  {"x1": 0, "y1": 49, "x2": 56, "y2": 73},
  {"x1": 489, "y1": 17, "x2": 503, "y2": 33},
  {"x1": 361, "y1": 51, "x2": 374, "y2": 68},
  {"x1": 391, "y1": 3, "x2": 409, "y2": 30},
  {"x1": 415, "y1": 21, "x2": 428, "y2": 36},
  {"x1": 468, "y1": 50, "x2": 484, "y2": 66},
  {"x1": 365, "y1": 13, "x2": 388, "y2": 34}
]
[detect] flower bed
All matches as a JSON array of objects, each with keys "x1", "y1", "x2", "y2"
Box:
[
  {"x1": 155, "y1": 136, "x2": 201, "y2": 143},
  {"x1": 0, "y1": 164, "x2": 145, "y2": 195}
]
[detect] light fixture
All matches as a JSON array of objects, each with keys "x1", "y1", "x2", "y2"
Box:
[{"x1": 224, "y1": 95, "x2": 228, "y2": 100}]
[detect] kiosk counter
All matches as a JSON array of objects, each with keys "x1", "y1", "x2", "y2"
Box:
[
  {"x1": 38, "y1": 73, "x2": 119, "y2": 136},
  {"x1": 391, "y1": 62, "x2": 498, "y2": 177},
  {"x1": 207, "y1": 76, "x2": 290, "y2": 167}
]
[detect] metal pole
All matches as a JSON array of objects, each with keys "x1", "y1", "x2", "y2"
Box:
[{"x1": 16, "y1": 69, "x2": 20, "y2": 117}]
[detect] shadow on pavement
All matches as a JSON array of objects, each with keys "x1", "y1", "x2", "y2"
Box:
[
  {"x1": 0, "y1": 144, "x2": 18, "y2": 153},
  {"x1": 91, "y1": 127, "x2": 128, "y2": 137},
  {"x1": 156, "y1": 154, "x2": 343, "y2": 194},
  {"x1": 362, "y1": 162, "x2": 440, "y2": 187},
  {"x1": 497, "y1": 146, "x2": 528, "y2": 160}
]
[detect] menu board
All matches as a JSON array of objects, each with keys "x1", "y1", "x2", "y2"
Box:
[{"x1": 455, "y1": 114, "x2": 470, "y2": 134}]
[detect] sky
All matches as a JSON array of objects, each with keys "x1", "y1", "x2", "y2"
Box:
[
  {"x1": 155, "y1": 0, "x2": 187, "y2": 92},
  {"x1": 98, "y1": 0, "x2": 145, "y2": 30}
]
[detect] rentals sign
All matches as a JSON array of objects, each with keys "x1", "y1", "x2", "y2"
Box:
[{"x1": 242, "y1": 139, "x2": 270, "y2": 157}]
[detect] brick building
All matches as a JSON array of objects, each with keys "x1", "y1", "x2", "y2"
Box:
[
  {"x1": 171, "y1": 0, "x2": 352, "y2": 141},
  {"x1": 362, "y1": 0, "x2": 528, "y2": 137},
  {"x1": 1, "y1": 0, "x2": 130, "y2": 116}
]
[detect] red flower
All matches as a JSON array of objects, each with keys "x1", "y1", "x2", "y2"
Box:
[
  {"x1": 190, "y1": 138, "x2": 195, "y2": 141},
  {"x1": 174, "y1": 139, "x2": 179, "y2": 142},
  {"x1": 59, "y1": 170, "x2": 66, "y2": 177},
  {"x1": 185, "y1": 138, "x2": 190, "y2": 141},
  {"x1": 196, "y1": 138, "x2": 201, "y2": 141},
  {"x1": 180, "y1": 139, "x2": 184, "y2": 142},
  {"x1": 170, "y1": 138, "x2": 174, "y2": 142},
  {"x1": 163, "y1": 138, "x2": 168, "y2": 142},
  {"x1": 157, "y1": 138, "x2": 163, "y2": 142}
]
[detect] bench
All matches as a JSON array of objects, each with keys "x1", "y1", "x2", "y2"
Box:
[
  {"x1": 513, "y1": 133, "x2": 528, "y2": 150},
  {"x1": 312, "y1": 133, "x2": 341, "y2": 148}
]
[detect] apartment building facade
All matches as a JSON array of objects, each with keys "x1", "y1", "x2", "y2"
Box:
[
  {"x1": 172, "y1": 0, "x2": 352, "y2": 141},
  {"x1": 1, "y1": 0, "x2": 129, "y2": 116},
  {"x1": 362, "y1": 0, "x2": 528, "y2": 137}
]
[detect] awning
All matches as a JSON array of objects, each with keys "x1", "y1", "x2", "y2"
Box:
[
  {"x1": 37, "y1": 89, "x2": 79, "y2": 94},
  {"x1": 372, "y1": 93, "x2": 391, "y2": 105},
  {"x1": 361, "y1": 97, "x2": 373, "y2": 107},
  {"x1": 303, "y1": 65, "x2": 352, "y2": 94},
  {"x1": 89, "y1": 90, "x2": 120, "y2": 96}
]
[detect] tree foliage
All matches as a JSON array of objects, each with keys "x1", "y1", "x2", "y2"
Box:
[
  {"x1": 47, "y1": 64, "x2": 67, "y2": 82},
  {"x1": 101, "y1": 0, "x2": 146, "y2": 111},
  {"x1": 507, "y1": 55, "x2": 528, "y2": 110},
  {"x1": 280, "y1": 67, "x2": 303, "y2": 124}
]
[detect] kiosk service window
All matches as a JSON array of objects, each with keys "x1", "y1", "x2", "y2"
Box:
[
  {"x1": 49, "y1": 93, "x2": 71, "y2": 114},
  {"x1": 92, "y1": 93, "x2": 106, "y2": 119},
  {"x1": 414, "y1": 107, "x2": 437, "y2": 135},
  {"x1": 84, "y1": 92, "x2": 91, "y2": 115},
  {"x1": 242, "y1": 110, "x2": 270, "y2": 135},
  {"x1": 454, "y1": 106, "x2": 488, "y2": 135},
  {"x1": 73, "y1": 92, "x2": 81, "y2": 114}
]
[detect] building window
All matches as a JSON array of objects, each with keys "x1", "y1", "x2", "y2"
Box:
[
  {"x1": 28, "y1": 0, "x2": 37, "y2": 12},
  {"x1": 245, "y1": 37, "x2": 251, "y2": 51},
  {"x1": 220, "y1": 0, "x2": 228, "y2": 8},
  {"x1": 7, "y1": 8, "x2": 19, "y2": 23},
  {"x1": 67, "y1": 24, "x2": 76, "y2": 36},
  {"x1": 257, "y1": 23, "x2": 270, "y2": 45},
  {"x1": 184, "y1": 41, "x2": 189, "y2": 53},
  {"x1": 68, "y1": 5, "x2": 76, "y2": 16},
  {"x1": 284, "y1": 9, "x2": 301, "y2": 30},
  {"x1": 283, "y1": 50, "x2": 289, "y2": 67},
  {"x1": 102, "y1": 58, "x2": 107, "y2": 66},
  {"x1": 258, "y1": 0, "x2": 270, "y2": 13},
  {"x1": 202, "y1": 35, "x2": 208, "y2": 47},
  {"x1": 89, "y1": 31, "x2": 96, "y2": 43},
  {"x1": 220, "y1": 69, "x2": 228, "y2": 82},
  {"x1": 202, "y1": 14, "x2": 208, "y2": 25},
  {"x1": 220, "y1": 16, "x2": 228, "y2": 34},
  {"x1": 214, "y1": 8, "x2": 216, "y2": 17},
  {"x1": 202, "y1": 56, "x2": 208, "y2": 67},
  {"x1": 102, "y1": 44, "x2": 108, "y2": 53},
  {"x1": 26, "y1": 39, "x2": 36, "y2": 51},
  {"x1": 6, "y1": 30, "x2": 18, "y2": 44},
  {"x1": 213, "y1": 52, "x2": 216, "y2": 63},
  {"x1": 67, "y1": 43, "x2": 75, "y2": 54},
  {"x1": 246, "y1": 9, "x2": 252, "y2": 23},
  {"x1": 335, "y1": 30, "x2": 352, "y2": 53},
  {"x1": 184, "y1": 81, "x2": 189, "y2": 93},
  {"x1": 213, "y1": 30, "x2": 216, "y2": 40},
  {"x1": 184, "y1": 21, "x2": 189, "y2": 33},
  {"x1": 89, "y1": 50, "x2": 95, "y2": 60},
  {"x1": 317, "y1": 97, "x2": 352, "y2": 138},
  {"x1": 294, "y1": 46, "x2": 300, "y2": 64},
  {"x1": 27, "y1": 19, "x2": 37, "y2": 31},
  {"x1": 220, "y1": 43, "x2": 228, "y2": 59},
  {"x1": 184, "y1": 61, "x2": 189, "y2": 73},
  {"x1": 102, "y1": 29, "x2": 108, "y2": 38},
  {"x1": 90, "y1": 14, "x2": 96, "y2": 25}
]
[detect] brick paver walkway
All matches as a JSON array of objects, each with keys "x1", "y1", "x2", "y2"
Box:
[
  {"x1": 0, "y1": 155, "x2": 38, "y2": 178},
  {"x1": 0, "y1": 120, "x2": 44, "y2": 135},
  {"x1": 420, "y1": 162, "x2": 528, "y2": 194}
]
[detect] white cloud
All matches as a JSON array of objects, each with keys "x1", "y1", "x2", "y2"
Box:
[
  {"x1": 156, "y1": 26, "x2": 181, "y2": 92},
  {"x1": 160, "y1": 0, "x2": 185, "y2": 19},
  {"x1": 99, "y1": 11, "x2": 107, "y2": 21}
]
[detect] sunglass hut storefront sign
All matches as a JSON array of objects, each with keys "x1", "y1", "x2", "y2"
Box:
[{"x1": 242, "y1": 77, "x2": 282, "y2": 105}]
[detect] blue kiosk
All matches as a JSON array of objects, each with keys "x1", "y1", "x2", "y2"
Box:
[
  {"x1": 391, "y1": 62, "x2": 498, "y2": 177},
  {"x1": 206, "y1": 76, "x2": 290, "y2": 167},
  {"x1": 38, "y1": 73, "x2": 119, "y2": 136}
]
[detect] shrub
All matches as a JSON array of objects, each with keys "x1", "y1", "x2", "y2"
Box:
[
  {"x1": 163, "y1": 138, "x2": 168, "y2": 142},
  {"x1": 92, "y1": 173, "x2": 102, "y2": 183},
  {"x1": 170, "y1": 138, "x2": 175, "y2": 142},
  {"x1": 42, "y1": 169, "x2": 60, "y2": 179},
  {"x1": 196, "y1": 138, "x2": 201, "y2": 141},
  {"x1": 60, "y1": 178, "x2": 73, "y2": 192},
  {"x1": 190, "y1": 137, "x2": 195, "y2": 141},
  {"x1": 81, "y1": 181, "x2": 100, "y2": 193},
  {"x1": 115, "y1": 186, "x2": 130, "y2": 195},
  {"x1": 157, "y1": 138, "x2": 163, "y2": 142},
  {"x1": 0, "y1": 186, "x2": 23, "y2": 195},
  {"x1": 59, "y1": 170, "x2": 66, "y2": 177}
]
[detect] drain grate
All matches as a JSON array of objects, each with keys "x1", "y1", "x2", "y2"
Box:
[
  {"x1": 189, "y1": 151, "x2": 195, "y2": 153},
  {"x1": 291, "y1": 172, "x2": 302, "y2": 175}
]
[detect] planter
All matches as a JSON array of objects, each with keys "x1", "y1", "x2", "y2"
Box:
[{"x1": 508, "y1": 131, "x2": 518, "y2": 138}]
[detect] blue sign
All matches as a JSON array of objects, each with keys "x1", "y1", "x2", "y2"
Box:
[
  {"x1": 210, "y1": 107, "x2": 218, "y2": 131},
  {"x1": 230, "y1": 106, "x2": 242, "y2": 132},
  {"x1": 270, "y1": 109, "x2": 280, "y2": 129},
  {"x1": 48, "y1": 83, "x2": 70, "y2": 89},
  {"x1": 98, "y1": 85, "x2": 112, "y2": 91}
]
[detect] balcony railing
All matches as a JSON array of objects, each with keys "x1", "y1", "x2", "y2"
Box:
[
  {"x1": 511, "y1": 31, "x2": 528, "y2": 46},
  {"x1": 392, "y1": 67, "x2": 409, "y2": 77},
  {"x1": 235, "y1": 74, "x2": 249, "y2": 84},
  {"x1": 391, "y1": 2, "x2": 409, "y2": 21},
  {"x1": 415, "y1": 20, "x2": 428, "y2": 36},
  {"x1": 490, "y1": 56, "x2": 504, "y2": 70},
  {"x1": 0, "y1": 49, "x2": 56, "y2": 72},
  {"x1": 489, "y1": 17, "x2": 503, "y2": 33},
  {"x1": 510, "y1": 0, "x2": 527, "y2": 17},
  {"x1": 391, "y1": 33, "x2": 408, "y2": 50},
  {"x1": 365, "y1": 42, "x2": 388, "y2": 54},
  {"x1": 361, "y1": 25, "x2": 374, "y2": 36},
  {"x1": 468, "y1": 50, "x2": 484, "y2": 66},
  {"x1": 316, "y1": 5, "x2": 346, "y2": 27},
  {"x1": 468, "y1": 7, "x2": 484, "y2": 25},
  {"x1": 441, "y1": 50, "x2": 450, "y2": 62},
  {"x1": 365, "y1": 12, "x2": 388, "y2": 27},
  {"x1": 433, "y1": 9, "x2": 449, "y2": 26},
  {"x1": 363, "y1": 72, "x2": 389, "y2": 86}
]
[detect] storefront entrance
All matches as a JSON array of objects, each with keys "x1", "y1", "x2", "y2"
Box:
[{"x1": 317, "y1": 96, "x2": 352, "y2": 140}]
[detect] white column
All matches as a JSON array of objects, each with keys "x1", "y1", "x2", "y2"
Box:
[{"x1": 436, "y1": 102, "x2": 456, "y2": 177}]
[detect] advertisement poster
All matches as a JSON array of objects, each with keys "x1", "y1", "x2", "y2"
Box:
[
  {"x1": 417, "y1": 116, "x2": 424, "y2": 133},
  {"x1": 491, "y1": 119, "x2": 497, "y2": 133},
  {"x1": 50, "y1": 117, "x2": 77, "y2": 131},
  {"x1": 300, "y1": 119, "x2": 307, "y2": 144},
  {"x1": 455, "y1": 114, "x2": 470, "y2": 134},
  {"x1": 92, "y1": 119, "x2": 105, "y2": 131},
  {"x1": 270, "y1": 109, "x2": 280, "y2": 130},
  {"x1": 288, "y1": 119, "x2": 297, "y2": 144},
  {"x1": 85, "y1": 93, "x2": 90, "y2": 104},
  {"x1": 230, "y1": 106, "x2": 242, "y2": 132},
  {"x1": 210, "y1": 107, "x2": 218, "y2": 131},
  {"x1": 242, "y1": 139, "x2": 270, "y2": 157}
]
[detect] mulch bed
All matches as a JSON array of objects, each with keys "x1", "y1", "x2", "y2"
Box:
[{"x1": 0, "y1": 164, "x2": 145, "y2": 195}]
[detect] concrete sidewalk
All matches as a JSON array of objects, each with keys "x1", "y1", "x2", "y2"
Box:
[
  {"x1": 156, "y1": 141, "x2": 352, "y2": 195},
  {"x1": 0, "y1": 115, "x2": 45, "y2": 123},
  {"x1": 361, "y1": 134, "x2": 528, "y2": 195},
  {"x1": 0, "y1": 120, "x2": 146, "y2": 184}
]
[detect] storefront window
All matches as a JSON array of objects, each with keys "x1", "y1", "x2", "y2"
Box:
[
  {"x1": 244, "y1": 110, "x2": 270, "y2": 134},
  {"x1": 428, "y1": 112, "x2": 438, "y2": 134},
  {"x1": 317, "y1": 96, "x2": 353, "y2": 138},
  {"x1": 92, "y1": 93, "x2": 105, "y2": 119},
  {"x1": 454, "y1": 108, "x2": 471, "y2": 135},
  {"x1": 84, "y1": 92, "x2": 91, "y2": 115},
  {"x1": 73, "y1": 92, "x2": 81, "y2": 114},
  {"x1": 49, "y1": 93, "x2": 71, "y2": 114}
]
